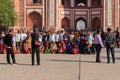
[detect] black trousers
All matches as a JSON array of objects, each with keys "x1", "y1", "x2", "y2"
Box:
[
  {"x1": 31, "y1": 47, "x2": 40, "y2": 65},
  {"x1": 6, "y1": 48, "x2": 16, "y2": 64},
  {"x1": 95, "y1": 44, "x2": 102, "y2": 61}
]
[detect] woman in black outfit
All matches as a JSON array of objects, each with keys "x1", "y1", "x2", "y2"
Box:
[{"x1": 31, "y1": 28, "x2": 40, "y2": 65}]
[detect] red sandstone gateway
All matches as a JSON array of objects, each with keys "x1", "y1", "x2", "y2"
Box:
[{"x1": 9, "y1": 0, "x2": 119, "y2": 32}]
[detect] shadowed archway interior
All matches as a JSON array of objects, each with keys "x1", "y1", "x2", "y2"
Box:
[
  {"x1": 61, "y1": 17, "x2": 70, "y2": 31},
  {"x1": 27, "y1": 11, "x2": 42, "y2": 31},
  {"x1": 76, "y1": 0, "x2": 87, "y2": 6},
  {"x1": 92, "y1": 17, "x2": 101, "y2": 31}
]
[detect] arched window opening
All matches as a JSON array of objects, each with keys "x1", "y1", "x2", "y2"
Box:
[
  {"x1": 27, "y1": 11, "x2": 42, "y2": 31},
  {"x1": 33, "y1": 0, "x2": 41, "y2": 3},
  {"x1": 61, "y1": 17, "x2": 70, "y2": 31},
  {"x1": 76, "y1": 0, "x2": 87, "y2": 6},
  {"x1": 91, "y1": 0, "x2": 101, "y2": 6},
  {"x1": 76, "y1": 18, "x2": 86, "y2": 31},
  {"x1": 92, "y1": 17, "x2": 101, "y2": 31},
  {"x1": 61, "y1": 0, "x2": 70, "y2": 6}
]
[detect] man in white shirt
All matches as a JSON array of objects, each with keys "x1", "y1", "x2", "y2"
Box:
[
  {"x1": 51, "y1": 32, "x2": 55, "y2": 42},
  {"x1": 39, "y1": 32, "x2": 42, "y2": 42},
  {"x1": 55, "y1": 31, "x2": 60, "y2": 43},
  {"x1": 20, "y1": 30, "x2": 27, "y2": 53},
  {"x1": 86, "y1": 31, "x2": 94, "y2": 47},
  {"x1": 59, "y1": 30, "x2": 64, "y2": 41},
  {"x1": 15, "y1": 30, "x2": 21, "y2": 51},
  {"x1": 20, "y1": 30, "x2": 27, "y2": 42}
]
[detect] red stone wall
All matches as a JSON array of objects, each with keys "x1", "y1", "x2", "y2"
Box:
[
  {"x1": 12, "y1": 0, "x2": 120, "y2": 32},
  {"x1": 27, "y1": 12, "x2": 42, "y2": 31},
  {"x1": 13, "y1": 0, "x2": 24, "y2": 31}
]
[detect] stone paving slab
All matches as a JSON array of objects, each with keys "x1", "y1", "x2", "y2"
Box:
[
  {"x1": 81, "y1": 48, "x2": 120, "y2": 80},
  {"x1": 0, "y1": 54, "x2": 80, "y2": 80},
  {"x1": 0, "y1": 48, "x2": 119, "y2": 80}
]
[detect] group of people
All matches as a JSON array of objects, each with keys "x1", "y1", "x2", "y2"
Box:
[
  {"x1": 0, "y1": 27, "x2": 119, "y2": 65},
  {"x1": 94, "y1": 28, "x2": 116, "y2": 63},
  {"x1": 1, "y1": 28, "x2": 41, "y2": 65}
]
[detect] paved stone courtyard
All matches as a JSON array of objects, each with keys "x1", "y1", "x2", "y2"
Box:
[{"x1": 0, "y1": 48, "x2": 120, "y2": 80}]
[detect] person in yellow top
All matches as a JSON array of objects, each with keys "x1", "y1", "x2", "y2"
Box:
[
  {"x1": 74, "y1": 31, "x2": 80, "y2": 40},
  {"x1": 23, "y1": 32, "x2": 31, "y2": 54}
]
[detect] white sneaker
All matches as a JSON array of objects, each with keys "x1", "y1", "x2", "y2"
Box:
[
  {"x1": 7, "y1": 63, "x2": 11, "y2": 65},
  {"x1": 13, "y1": 63, "x2": 16, "y2": 65}
]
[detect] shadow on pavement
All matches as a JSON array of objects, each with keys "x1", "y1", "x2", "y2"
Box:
[
  {"x1": 80, "y1": 60, "x2": 96, "y2": 63},
  {"x1": 16, "y1": 63, "x2": 32, "y2": 66},
  {"x1": 101, "y1": 56, "x2": 120, "y2": 61},
  {"x1": 48, "y1": 59, "x2": 79, "y2": 62},
  {"x1": 0, "y1": 62, "x2": 8, "y2": 65},
  {"x1": 0, "y1": 62, "x2": 32, "y2": 66},
  {"x1": 115, "y1": 57, "x2": 120, "y2": 60},
  {"x1": 48, "y1": 59, "x2": 96, "y2": 63},
  {"x1": 49, "y1": 59, "x2": 109, "y2": 64}
]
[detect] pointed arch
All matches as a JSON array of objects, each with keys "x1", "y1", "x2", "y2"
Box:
[
  {"x1": 91, "y1": 0, "x2": 101, "y2": 6},
  {"x1": 75, "y1": 0, "x2": 87, "y2": 6},
  {"x1": 92, "y1": 17, "x2": 101, "y2": 31},
  {"x1": 61, "y1": 17, "x2": 70, "y2": 31},
  {"x1": 75, "y1": 17, "x2": 86, "y2": 31},
  {"x1": 33, "y1": 0, "x2": 41, "y2": 3},
  {"x1": 61, "y1": 0, "x2": 70, "y2": 6},
  {"x1": 27, "y1": 11, "x2": 42, "y2": 31}
]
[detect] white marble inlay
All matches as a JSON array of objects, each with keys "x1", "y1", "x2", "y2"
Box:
[
  {"x1": 75, "y1": 16, "x2": 86, "y2": 20},
  {"x1": 92, "y1": 11, "x2": 100, "y2": 14},
  {"x1": 71, "y1": 0, "x2": 74, "y2": 7},
  {"x1": 75, "y1": 11, "x2": 87, "y2": 15},
  {"x1": 61, "y1": 11, "x2": 70, "y2": 14},
  {"x1": 50, "y1": 0, "x2": 55, "y2": 26},
  {"x1": 61, "y1": 15, "x2": 70, "y2": 19},
  {"x1": 27, "y1": 9, "x2": 42, "y2": 15},
  {"x1": 92, "y1": 15, "x2": 100, "y2": 19},
  {"x1": 107, "y1": 0, "x2": 112, "y2": 26}
]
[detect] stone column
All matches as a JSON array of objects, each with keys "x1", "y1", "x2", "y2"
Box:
[
  {"x1": 71, "y1": 0, "x2": 74, "y2": 7},
  {"x1": 107, "y1": 0, "x2": 112, "y2": 27},
  {"x1": 103, "y1": 0, "x2": 106, "y2": 31},
  {"x1": 24, "y1": 0, "x2": 27, "y2": 29},
  {"x1": 49, "y1": 0, "x2": 56, "y2": 27},
  {"x1": 56, "y1": 0, "x2": 59, "y2": 31},
  {"x1": 88, "y1": 0, "x2": 91, "y2": 7},
  {"x1": 45, "y1": 0, "x2": 48, "y2": 31},
  {"x1": 114, "y1": 0, "x2": 119, "y2": 29}
]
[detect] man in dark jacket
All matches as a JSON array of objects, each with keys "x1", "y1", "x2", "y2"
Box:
[
  {"x1": 106, "y1": 28, "x2": 116, "y2": 63},
  {"x1": 31, "y1": 28, "x2": 40, "y2": 65},
  {"x1": 4, "y1": 29, "x2": 16, "y2": 65}
]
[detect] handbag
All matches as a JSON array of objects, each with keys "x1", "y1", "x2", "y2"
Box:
[{"x1": 34, "y1": 41, "x2": 41, "y2": 46}]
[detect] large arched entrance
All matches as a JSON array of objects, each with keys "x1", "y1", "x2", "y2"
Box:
[
  {"x1": 92, "y1": 17, "x2": 101, "y2": 31},
  {"x1": 76, "y1": 18, "x2": 86, "y2": 31},
  {"x1": 61, "y1": 17, "x2": 70, "y2": 31},
  {"x1": 27, "y1": 11, "x2": 42, "y2": 32}
]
